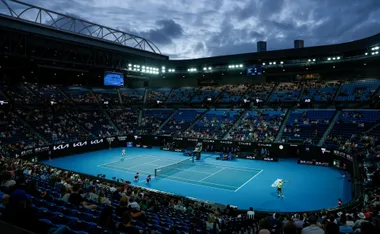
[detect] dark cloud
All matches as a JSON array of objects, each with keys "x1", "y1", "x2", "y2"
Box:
[
  {"x1": 12, "y1": 0, "x2": 380, "y2": 58},
  {"x1": 140, "y1": 19, "x2": 184, "y2": 45}
]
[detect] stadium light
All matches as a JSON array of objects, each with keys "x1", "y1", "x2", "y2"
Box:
[
  {"x1": 327, "y1": 58, "x2": 331, "y2": 61},
  {"x1": 262, "y1": 63, "x2": 266, "y2": 65},
  {"x1": 280, "y1": 61, "x2": 284, "y2": 64},
  {"x1": 337, "y1": 57, "x2": 341, "y2": 60},
  {"x1": 128, "y1": 64, "x2": 131, "y2": 66},
  {"x1": 365, "y1": 52, "x2": 368, "y2": 55},
  {"x1": 162, "y1": 66, "x2": 165, "y2": 69},
  {"x1": 239, "y1": 64, "x2": 243, "y2": 67},
  {"x1": 273, "y1": 62, "x2": 276, "y2": 65},
  {"x1": 208, "y1": 67, "x2": 212, "y2": 70},
  {"x1": 203, "y1": 67, "x2": 207, "y2": 70},
  {"x1": 308, "y1": 59, "x2": 311, "y2": 62},
  {"x1": 313, "y1": 59, "x2": 316, "y2": 62}
]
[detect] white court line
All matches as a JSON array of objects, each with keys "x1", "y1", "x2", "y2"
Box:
[
  {"x1": 168, "y1": 167, "x2": 213, "y2": 175},
  {"x1": 98, "y1": 164, "x2": 153, "y2": 176},
  {"x1": 234, "y1": 170, "x2": 264, "y2": 192},
  {"x1": 96, "y1": 154, "x2": 154, "y2": 167},
  {"x1": 153, "y1": 176, "x2": 235, "y2": 192},
  {"x1": 160, "y1": 174, "x2": 237, "y2": 189},
  {"x1": 99, "y1": 163, "x2": 236, "y2": 192},
  {"x1": 198, "y1": 168, "x2": 225, "y2": 182},
  {"x1": 194, "y1": 163, "x2": 262, "y2": 173},
  {"x1": 127, "y1": 159, "x2": 161, "y2": 169}
]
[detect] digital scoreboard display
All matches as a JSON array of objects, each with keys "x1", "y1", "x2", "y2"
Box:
[
  {"x1": 104, "y1": 72, "x2": 124, "y2": 87},
  {"x1": 247, "y1": 65, "x2": 263, "y2": 76}
]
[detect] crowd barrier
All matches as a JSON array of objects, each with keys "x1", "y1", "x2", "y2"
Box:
[{"x1": 18, "y1": 135, "x2": 354, "y2": 172}]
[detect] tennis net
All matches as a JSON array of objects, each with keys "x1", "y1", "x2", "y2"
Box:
[{"x1": 154, "y1": 156, "x2": 194, "y2": 177}]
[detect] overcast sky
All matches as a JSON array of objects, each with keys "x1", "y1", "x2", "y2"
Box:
[{"x1": 16, "y1": 0, "x2": 380, "y2": 59}]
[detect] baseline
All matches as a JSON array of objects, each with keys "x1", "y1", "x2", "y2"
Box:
[{"x1": 234, "y1": 170, "x2": 264, "y2": 192}]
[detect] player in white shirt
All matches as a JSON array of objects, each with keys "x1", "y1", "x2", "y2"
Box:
[{"x1": 121, "y1": 148, "x2": 126, "y2": 161}]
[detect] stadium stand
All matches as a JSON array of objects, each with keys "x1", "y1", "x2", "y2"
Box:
[
  {"x1": 217, "y1": 84, "x2": 249, "y2": 103},
  {"x1": 336, "y1": 79, "x2": 380, "y2": 101},
  {"x1": 270, "y1": 82, "x2": 302, "y2": 102},
  {"x1": 107, "y1": 109, "x2": 139, "y2": 135},
  {"x1": 146, "y1": 88, "x2": 172, "y2": 104},
  {"x1": 61, "y1": 87, "x2": 98, "y2": 104},
  {"x1": 282, "y1": 109, "x2": 336, "y2": 144},
  {"x1": 301, "y1": 81, "x2": 340, "y2": 102},
  {"x1": 160, "y1": 109, "x2": 207, "y2": 136},
  {"x1": 138, "y1": 109, "x2": 174, "y2": 135},
  {"x1": 225, "y1": 109, "x2": 286, "y2": 142},
  {"x1": 5, "y1": 84, "x2": 41, "y2": 105},
  {"x1": 92, "y1": 88, "x2": 121, "y2": 105},
  {"x1": 185, "y1": 109, "x2": 241, "y2": 139},
  {"x1": 19, "y1": 107, "x2": 91, "y2": 144},
  {"x1": 325, "y1": 110, "x2": 380, "y2": 150},
  {"x1": 241, "y1": 83, "x2": 276, "y2": 104},
  {"x1": 28, "y1": 84, "x2": 70, "y2": 104},
  {"x1": 191, "y1": 86, "x2": 223, "y2": 103},
  {"x1": 166, "y1": 87, "x2": 197, "y2": 103},
  {"x1": 67, "y1": 109, "x2": 117, "y2": 138},
  {"x1": 119, "y1": 88, "x2": 145, "y2": 105}
]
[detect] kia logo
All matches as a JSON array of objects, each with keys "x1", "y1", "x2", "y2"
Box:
[
  {"x1": 90, "y1": 139, "x2": 104, "y2": 145},
  {"x1": 73, "y1": 141, "x2": 87, "y2": 147},
  {"x1": 53, "y1": 144, "x2": 69, "y2": 151}
]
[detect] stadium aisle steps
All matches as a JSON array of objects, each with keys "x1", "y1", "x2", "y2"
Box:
[
  {"x1": 275, "y1": 108, "x2": 294, "y2": 142},
  {"x1": 157, "y1": 109, "x2": 177, "y2": 132},
  {"x1": 317, "y1": 110, "x2": 341, "y2": 146},
  {"x1": 116, "y1": 88, "x2": 123, "y2": 104},
  {"x1": 223, "y1": 110, "x2": 247, "y2": 139}
]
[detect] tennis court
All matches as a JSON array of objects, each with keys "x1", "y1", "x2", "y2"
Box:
[
  {"x1": 41, "y1": 147, "x2": 352, "y2": 212},
  {"x1": 98, "y1": 154, "x2": 263, "y2": 191}
]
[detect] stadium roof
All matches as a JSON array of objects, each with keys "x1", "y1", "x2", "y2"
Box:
[{"x1": 0, "y1": 0, "x2": 161, "y2": 55}]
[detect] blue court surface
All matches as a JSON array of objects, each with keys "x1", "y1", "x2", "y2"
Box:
[{"x1": 41, "y1": 147, "x2": 352, "y2": 212}]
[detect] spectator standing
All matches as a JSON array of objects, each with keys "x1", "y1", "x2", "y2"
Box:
[{"x1": 302, "y1": 215, "x2": 324, "y2": 234}]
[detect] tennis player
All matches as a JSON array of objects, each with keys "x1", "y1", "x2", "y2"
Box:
[
  {"x1": 121, "y1": 148, "x2": 126, "y2": 161},
  {"x1": 146, "y1": 175, "x2": 152, "y2": 184},
  {"x1": 277, "y1": 180, "x2": 285, "y2": 199},
  {"x1": 134, "y1": 172, "x2": 139, "y2": 181}
]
